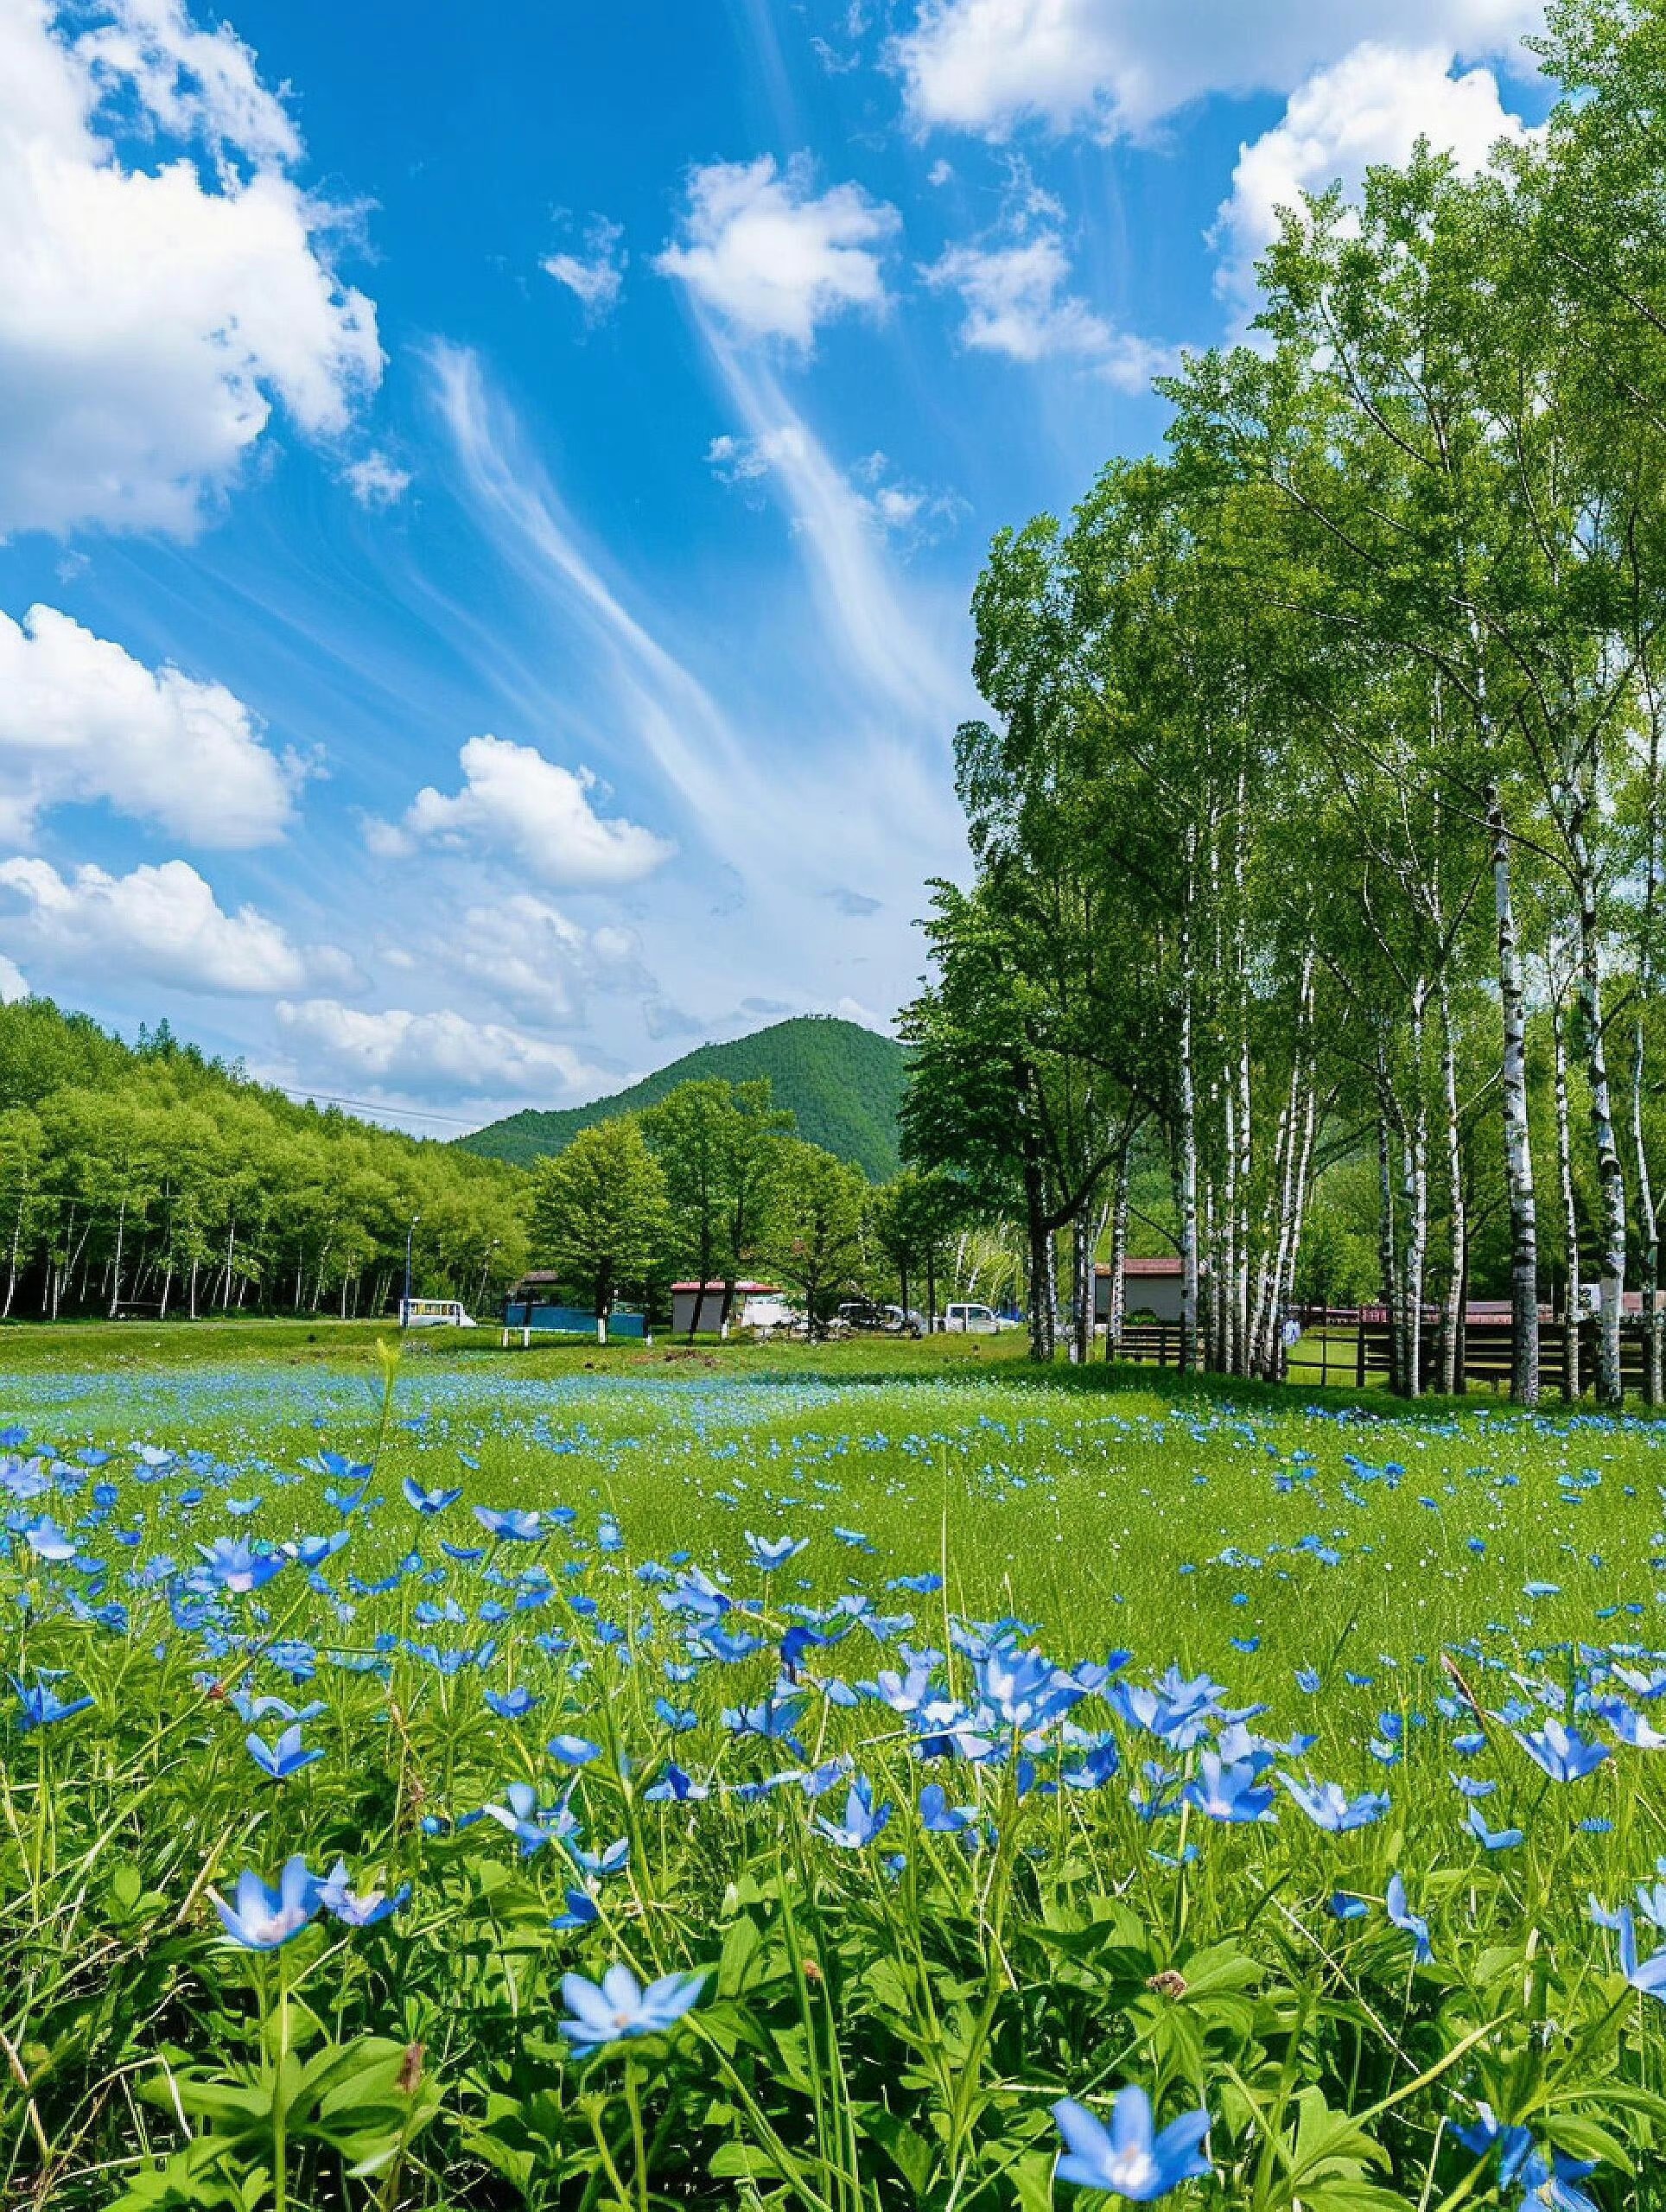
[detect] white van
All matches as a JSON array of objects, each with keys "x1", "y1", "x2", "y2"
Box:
[
  {"x1": 938, "y1": 1302, "x2": 1010, "y2": 1334},
  {"x1": 400, "y1": 1298, "x2": 478, "y2": 1328}
]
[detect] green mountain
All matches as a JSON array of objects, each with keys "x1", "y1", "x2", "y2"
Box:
[{"x1": 457, "y1": 1016, "x2": 908, "y2": 1179}]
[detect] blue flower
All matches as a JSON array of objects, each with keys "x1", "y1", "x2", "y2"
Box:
[
  {"x1": 815, "y1": 1775, "x2": 892, "y2": 1849},
  {"x1": 550, "y1": 1886, "x2": 599, "y2": 1929},
  {"x1": 745, "y1": 1531, "x2": 808, "y2": 1571},
  {"x1": 1466, "y1": 1805, "x2": 1524, "y2": 1852},
  {"x1": 1453, "y1": 2105, "x2": 1536, "y2": 2189},
  {"x1": 918, "y1": 1782, "x2": 976, "y2": 1834},
  {"x1": 1385, "y1": 1873, "x2": 1432, "y2": 1963},
  {"x1": 1052, "y1": 2084, "x2": 1212, "y2": 2200},
  {"x1": 1328, "y1": 1892, "x2": 1369, "y2": 1921},
  {"x1": 1512, "y1": 1719, "x2": 1610, "y2": 1783},
  {"x1": 213, "y1": 1856, "x2": 321, "y2": 1949},
  {"x1": 558, "y1": 1963, "x2": 704, "y2": 2049},
  {"x1": 23, "y1": 1516, "x2": 78, "y2": 1562},
  {"x1": 403, "y1": 1476, "x2": 462, "y2": 1514},
  {"x1": 483, "y1": 1781, "x2": 576, "y2": 1857},
  {"x1": 722, "y1": 1694, "x2": 808, "y2": 1752},
  {"x1": 975, "y1": 1644, "x2": 1084, "y2": 1732},
  {"x1": 644, "y1": 1762, "x2": 709, "y2": 1802},
  {"x1": 245, "y1": 1724, "x2": 323, "y2": 1781},
  {"x1": 547, "y1": 1732, "x2": 602, "y2": 1766},
  {"x1": 484, "y1": 1687, "x2": 539, "y2": 1719},
  {"x1": 1618, "y1": 1906, "x2": 1666, "y2": 1999},
  {"x1": 1182, "y1": 1753, "x2": 1275, "y2": 1824},
  {"x1": 319, "y1": 1859, "x2": 409, "y2": 1926},
  {"x1": 196, "y1": 1538, "x2": 283, "y2": 1593},
  {"x1": 11, "y1": 1673, "x2": 93, "y2": 1730},
  {"x1": 572, "y1": 1836, "x2": 631, "y2": 1878},
  {"x1": 474, "y1": 1506, "x2": 545, "y2": 1541},
  {"x1": 1516, "y1": 2147, "x2": 1601, "y2": 2212},
  {"x1": 1279, "y1": 1776, "x2": 1389, "y2": 1832}
]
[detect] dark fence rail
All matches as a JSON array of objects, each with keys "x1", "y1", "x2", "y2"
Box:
[{"x1": 1110, "y1": 1309, "x2": 1651, "y2": 1396}]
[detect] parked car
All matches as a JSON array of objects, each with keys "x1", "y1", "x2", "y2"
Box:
[
  {"x1": 836, "y1": 1300, "x2": 890, "y2": 1332},
  {"x1": 836, "y1": 1300, "x2": 926, "y2": 1338},
  {"x1": 938, "y1": 1301, "x2": 1016, "y2": 1335}
]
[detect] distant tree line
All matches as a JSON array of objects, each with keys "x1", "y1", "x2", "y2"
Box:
[
  {"x1": 0, "y1": 1001, "x2": 527, "y2": 1321},
  {"x1": 901, "y1": 0, "x2": 1666, "y2": 1408},
  {"x1": 0, "y1": 1000, "x2": 984, "y2": 1339}
]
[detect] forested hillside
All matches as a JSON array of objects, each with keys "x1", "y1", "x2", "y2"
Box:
[
  {"x1": 460, "y1": 1015, "x2": 907, "y2": 1179},
  {"x1": 0, "y1": 1000, "x2": 525, "y2": 1320}
]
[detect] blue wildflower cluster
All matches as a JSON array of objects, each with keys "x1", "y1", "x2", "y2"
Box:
[{"x1": 3, "y1": 1364, "x2": 1665, "y2": 2209}]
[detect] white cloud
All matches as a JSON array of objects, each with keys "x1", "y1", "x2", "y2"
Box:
[
  {"x1": 656, "y1": 155, "x2": 900, "y2": 346},
  {"x1": 429, "y1": 346, "x2": 968, "y2": 936},
  {"x1": 694, "y1": 334, "x2": 973, "y2": 727},
  {"x1": 0, "y1": 954, "x2": 29, "y2": 1002},
  {"x1": 368, "y1": 733, "x2": 674, "y2": 890},
  {"x1": 275, "y1": 997, "x2": 605, "y2": 1098},
  {"x1": 0, "y1": 0, "x2": 382, "y2": 537},
  {"x1": 712, "y1": 432, "x2": 962, "y2": 541},
  {"x1": 341, "y1": 451, "x2": 411, "y2": 507},
  {"x1": 77, "y1": 0, "x2": 302, "y2": 165},
  {"x1": 543, "y1": 215, "x2": 626, "y2": 319},
  {"x1": 925, "y1": 234, "x2": 1173, "y2": 385},
  {"x1": 893, "y1": 0, "x2": 1543, "y2": 141},
  {"x1": 0, "y1": 604, "x2": 298, "y2": 846},
  {"x1": 1215, "y1": 43, "x2": 1536, "y2": 308},
  {"x1": 0, "y1": 855, "x2": 344, "y2": 996},
  {"x1": 442, "y1": 893, "x2": 653, "y2": 1026}
]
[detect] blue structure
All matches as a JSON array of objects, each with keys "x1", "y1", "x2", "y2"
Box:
[{"x1": 502, "y1": 1300, "x2": 645, "y2": 1339}]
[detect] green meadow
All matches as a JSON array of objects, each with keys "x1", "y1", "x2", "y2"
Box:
[{"x1": 2, "y1": 1329, "x2": 1663, "y2": 2209}]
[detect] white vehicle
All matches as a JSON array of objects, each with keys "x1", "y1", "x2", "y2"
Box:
[
  {"x1": 399, "y1": 1298, "x2": 478, "y2": 1328},
  {"x1": 740, "y1": 1293, "x2": 798, "y2": 1332},
  {"x1": 938, "y1": 1301, "x2": 1013, "y2": 1335}
]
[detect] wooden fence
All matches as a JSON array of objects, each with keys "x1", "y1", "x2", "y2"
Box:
[{"x1": 1112, "y1": 1310, "x2": 1652, "y2": 1395}]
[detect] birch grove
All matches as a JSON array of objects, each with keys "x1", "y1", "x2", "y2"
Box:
[{"x1": 902, "y1": 0, "x2": 1666, "y2": 1408}]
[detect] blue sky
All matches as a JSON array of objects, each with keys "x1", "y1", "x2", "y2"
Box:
[{"x1": 0, "y1": 0, "x2": 1554, "y2": 1131}]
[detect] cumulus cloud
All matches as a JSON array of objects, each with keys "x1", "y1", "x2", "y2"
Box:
[
  {"x1": 340, "y1": 451, "x2": 411, "y2": 507},
  {"x1": 543, "y1": 215, "x2": 626, "y2": 319},
  {"x1": 367, "y1": 733, "x2": 673, "y2": 890},
  {"x1": 442, "y1": 893, "x2": 654, "y2": 1026},
  {"x1": 1214, "y1": 43, "x2": 1536, "y2": 308},
  {"x1": 892, "y1": 0, "x2": 1543, "y2": 141},
  {"x1": 0, "y1": 0, "x2": 382, "y2": 537},
  {"x1": 925, "y1": 234, "x2": 1173, "y2": 385},
  {"x1": 656, "y1": 155, "x2": 900, "y2": 346},
  {"x1": 0, "y1": 604, "x2": 299, "y2": 846},
  {"x1": 274, "y1": 997, "x2": 605, "y2": 1097},
  {"x1": 0, "y1": 855, "x2": 350, "y2": 996}
]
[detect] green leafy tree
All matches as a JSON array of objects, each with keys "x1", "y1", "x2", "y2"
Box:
[
  {"x1": 767, "y1": 1142, "x2": 868, "y2": 1338},
  {"x1": 528, "y1": 1119, "x2": 669, "y2": 1333},
  {"x1": 642, "y1": 1077, "x2": 793, "y2": 1337}
]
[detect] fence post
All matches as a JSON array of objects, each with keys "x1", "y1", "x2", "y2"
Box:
[{"x1": 1355, "y1": 1319, "x2": 1366, "y2": 1389}]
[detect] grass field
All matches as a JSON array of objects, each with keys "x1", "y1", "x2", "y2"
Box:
[{"x1": 3, "y1": 1325, "x2": 1664, "y2": 2209}]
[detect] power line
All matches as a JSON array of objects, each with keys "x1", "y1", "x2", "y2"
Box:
[{"x1": 268, "y1": 1085, "x2": 485, "y2": 1132}]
